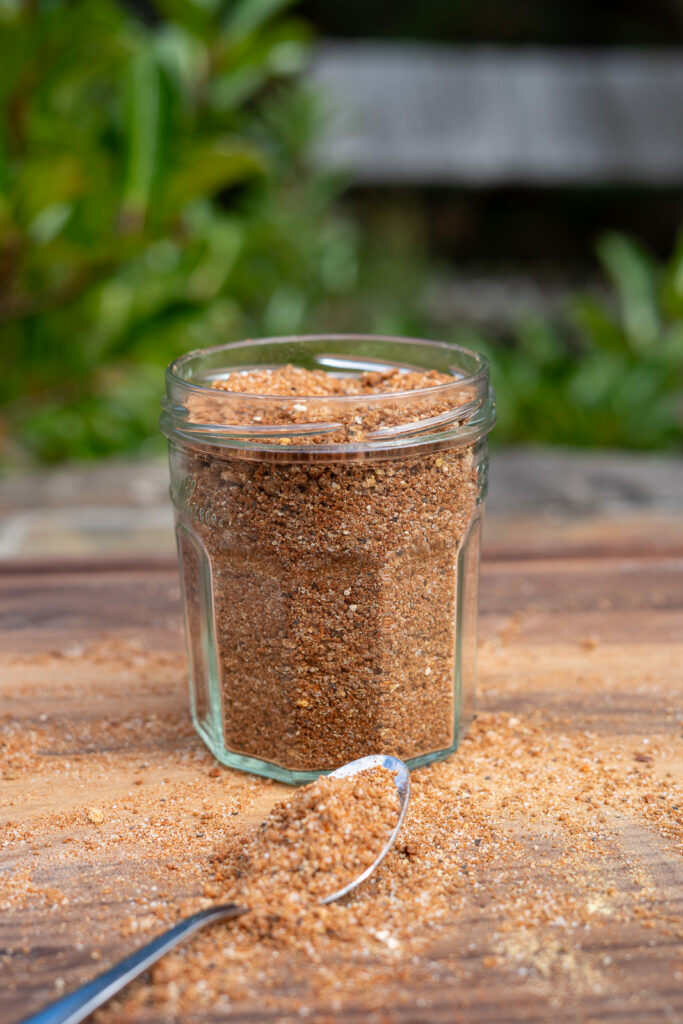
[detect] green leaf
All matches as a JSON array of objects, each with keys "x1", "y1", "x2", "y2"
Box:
[
  {"x1": 210, "y1": 21, "x2": 311, "y2": 111},
  {"x1": 164, "y1": 136, "x2": 266, "y2": 209},
  {"x1": 224, "y1": 0, "x2": 296, "y2": 42},
  {"x1": 569, "y1": 295, "x2": 625, "y2": 353},
  {"x1": 514, "y1": 317, "x2": 565, "y2": 368},
  {"x1": 0, "y1": 116, "x2": 9, "y2": 195},
  {"x1": 15, "y1": 155, "x2": 85, "y2": 225},
  {"x1": 597, "y1": 232, "x2": 660, "y2": 352},
  {"x1": 28, "y1": 202, "x2": 73, "y2": 243},
  {"x1": 151, "y1": 0, "x2": 214, "y2": 38},
  {"x1": 210, "y1": 65, "x2": 268, "y2": 112},
  {"x1": 153, "y1": 23, "x2": 208, "y2": 99},
  {"x1": 121, "y1": 46, "x2": 164, "y2": 227}
]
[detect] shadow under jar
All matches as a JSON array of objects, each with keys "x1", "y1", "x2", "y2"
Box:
[{"x1": 161, "y1": 335, "x2": 496, "y2": 784}]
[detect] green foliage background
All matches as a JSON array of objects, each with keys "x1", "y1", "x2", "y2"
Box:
[
  {"x1": 0, "y1": 0, "x2": 681, "y2": 464},
  {"x1": 0, "y1": 0, "x2": 360, "y2": 463},
  {"x1": 465, "y1": 232, "x2": 683, "y2": 450}
]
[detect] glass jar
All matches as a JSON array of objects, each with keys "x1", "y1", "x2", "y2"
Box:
[{"x1": 161, "y1": 335, "x2": 495, "y2": 783}]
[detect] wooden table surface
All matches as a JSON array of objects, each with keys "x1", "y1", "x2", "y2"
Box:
[{"x1": 1, "y1": 526, "x2": 682, "y2": 1024}]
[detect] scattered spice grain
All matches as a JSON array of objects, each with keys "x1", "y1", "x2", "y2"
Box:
[
  {"x1": 3, "y1": 605, "x2": 682, "y2": 1023},
  {"x1": 217, "y1": 766, "x2": 400, "y2": 933}
]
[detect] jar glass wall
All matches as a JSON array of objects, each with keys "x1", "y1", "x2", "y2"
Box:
[{"x1": 161, "y1": 335, "x2": 495, "y2": 783}]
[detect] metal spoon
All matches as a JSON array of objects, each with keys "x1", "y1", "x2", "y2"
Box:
[{"x1": 21, "y1": 754, "x2": 410, "y2": 1024}]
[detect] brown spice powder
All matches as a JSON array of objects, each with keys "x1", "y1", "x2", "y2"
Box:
[
  {"x1": 190, "y1": 365, "x2": 476, "y2": 445},
  {"x1": 217, "y1": 766, "x2": 400, "y2": 936},
  {"x1": 173, "y1": 365, "x2": 481, "y2": 773},
  {"x1": 1, "y1": 639, "x2": 681, "y2": 1022}
]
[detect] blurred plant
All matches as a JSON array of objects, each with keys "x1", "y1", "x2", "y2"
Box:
[
  {"x1": 0, "y1": 0, "x2": 360, "y2": 463},
  {"x1": 320, "y1": 219, "x2": 683, "y2": 451},
  {"x1": 457, "y1": 233, "x2": 683, "y2": 450},
  {"x1": 1, "y1": 1, "x2": 681, "y2": 463}
]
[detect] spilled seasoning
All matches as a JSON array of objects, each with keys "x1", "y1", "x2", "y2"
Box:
[
  {"x1": 218, "y1": 766, "x2": 400, "y2": 938},
  {"x1": 1, "y1": 628, "x2": 681, "y2": 1024}
]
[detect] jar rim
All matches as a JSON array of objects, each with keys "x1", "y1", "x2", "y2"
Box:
[
  {"x1": 161, "y1": 334, "x2": 496, "y2": 459},
  {"x1": 167, "y1": 333, "x2": 489, "y2": 401}
]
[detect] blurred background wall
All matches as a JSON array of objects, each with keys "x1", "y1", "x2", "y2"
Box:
[{"x1": 1, "y1": 0, "x2": 682, "y2": 467}]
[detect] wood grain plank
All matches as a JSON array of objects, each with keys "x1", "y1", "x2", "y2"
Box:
[{"x1": 1, "y1": 551, "x2": 681, "y2": 1024}]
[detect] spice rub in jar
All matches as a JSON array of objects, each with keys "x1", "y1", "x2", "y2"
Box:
[{"x1": 173, "y1": 364, "x2": 481, "y2": 774}]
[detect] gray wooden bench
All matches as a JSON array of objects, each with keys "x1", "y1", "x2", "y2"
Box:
[{"x1": 310, "y1": 43, "x2": 683, "y2": 185}]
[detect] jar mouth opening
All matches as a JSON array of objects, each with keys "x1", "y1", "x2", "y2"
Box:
[
  {"x1": 167, "y1": 334, "x2": 488, "y2": 401},
  {"x1": 161, "y1": 334, "x2": 495, "y2": 458}
]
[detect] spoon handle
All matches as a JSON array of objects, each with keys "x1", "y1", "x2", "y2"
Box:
[{"x1": 19, "y1": 903, "x2": 246, "y2": 1024}]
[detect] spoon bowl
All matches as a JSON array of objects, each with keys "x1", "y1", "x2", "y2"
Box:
[
  {"x1": 22, "y1": 755, "x2": 410, "y2": 1024},
  {"x1": 323, "y1": 753, "x2": 410, "y2": 904}
]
